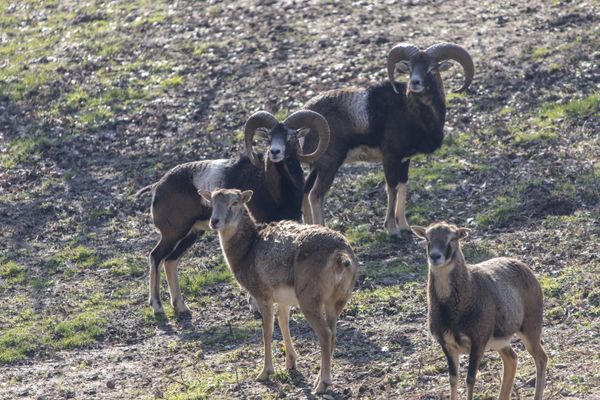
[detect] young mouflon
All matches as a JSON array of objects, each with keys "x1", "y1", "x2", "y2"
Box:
[
  {"x1": 412, "y1": 222, "x2": 547, "y2": 400},
  {"x1": 199, "y1": 188, "x2": 357, "y2": 394}
]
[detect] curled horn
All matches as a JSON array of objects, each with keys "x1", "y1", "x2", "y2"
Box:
[
  {"x1": 387, "y1": 43, "x2": 420, "y2": 94},
  {"x1": 282, "y1": 110, "x2": 330, "y2": 164},
  {"x1": 244, "y1": 111, "x2": 279, "y2": 168},
  {"x1": 426, "y1": 43, "x2": 474, "y2": 92}
]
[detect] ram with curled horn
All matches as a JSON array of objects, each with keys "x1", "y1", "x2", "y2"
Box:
[
  {"x1": 301, "y1": 42, "x2": 474, "y2": 235},
  {"x1": 135, "y1": 109, "x2": 330, "y2": 315}
]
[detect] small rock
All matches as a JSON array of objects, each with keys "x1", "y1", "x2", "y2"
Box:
[{"x1": 106, "y1": 380, "x2": 116, "y2": 389}]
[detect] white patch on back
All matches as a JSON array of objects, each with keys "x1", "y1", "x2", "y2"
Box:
[
  {"x1": 273, "y1": 286, "x2": 299, "y2": 306},
  {"x1": 345, "y1": 91, "x2": 370, "y2": 133},
  {"x1": 344, "y1": 145, "x2": 383, "y2": 163},
  {"x1": 192, "y1": 160, "x2": 228, "y2": 191}
]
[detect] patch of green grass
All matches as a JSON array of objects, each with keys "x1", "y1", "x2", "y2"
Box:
[
  {"x1": 274, "y1": 108, "x2": 289, "y2": 121},
  {"x1": 193, "y1": 43, "x2": 210, "y2": 57},
  {"x1": 160, "y1": 75, "x2": 184, "y2": 89},
  {"x1": 347, "y1": 282, "x2": 424, "y2": 317},
  {"x1": 529, "y1": 94, "x2": 600, "y2": 128},
  {"x1": 499, "y1": 106, "x2": 515, "y2": 116},
  {"x1": 511, "y1": 94, "x2": 599, "y2": 145},
  {"x1": 477, "y1": 178, "x2": 577, "y2": 227},
  {"x1": 65, "y1": 87, "x2": 90, "y2": 112},
  {"x1": 163, "y1": 369, "x2": 237, "y2": 400},
  {"x1": 352, "y1": 285, "x2": 403, "y2": 304},
  {"x1": 412, "y1": 152, "x2": 483, "y2": 186},
  {"x1": 514, "y1": 130, "x2": 557, "y2": 144},
  {"x1": 61, "y1": 80, "x2": 150, "y2": 129},
  {"x1": 232, "y1": 129, "x2": 245, "y2": 144},
  {"x1": 180, "y1": 258, "x2": 233, "y2": 296},
  {"x1": 199, "y1": 320, "x2": 261, "y2": 347},
  {"x1": 273, "y1": 368, "x2": 291, "y2": 383},
  {"x1": 548, "y1": 62, "x2": 561, "y2": 72},
  {"x1": 531, "y1": 46, "x2": 551, "y2": 60},
  {"x1": 539, "y1": 276, "x2": 562, "y2": 297},
  {"x1": 406, "y1": 197, "x2": 445, "y2": 227},
  {"x1": 541, "y1": 211, "x2": 590, "y2": 228},
  {"x1": 1, "y1": 136, "x2": 53, "y2": 169},
  {"x1": 445, "y1": 92, "x2": 466, "y2": 101},
  {"x1": 438, "y1": 132, "x2": 471, "y2": 157},
  {"x1": 562, "y1": 94, "x2": 600, "y2": 118},
  {"x1": 476, "y1": 194, "x2": 520, "y2": 228},
  {"x1": 102, "y1": 256, "x2": 145, "y2": 277},
  {"x1": 354, "y1": 170, "x2": 385, "y2": 192},
  {"x1": 52, "y1": 311, "x2": 107, "y2": 349},
  {"x1": 132, "y1": 11, "x2": 167, "y2": 27},
  {"x1": 445, "y1": 92, "x2": 466, "y2": 104},
  {"x1": 0, "y1": 261, "x2": 27, "y2": 284},
  {"x1": 0, "y1": 326, "x2": 38, "y2": 363},
  {"x1": 541, "y1": 262, "x2": 600, "y2": 321},
  {"x1": 362, "y1": 261, "x2": 416, "y2": 282},
  {"x1": 461, "y1": 241, "x2": 497, "y2": 264},
  {"x1": 575, "y1": 169, "x2": 600, "y2": 205},
  {"x1": 344, "y1": 224, "x2": 387, "y2": 247},
  {"x1": 90, "y1": 206, "x2": 117, "y2": 219},
  {"x1": 48, "y1": 245, "x2": 99, "y2": 272}
]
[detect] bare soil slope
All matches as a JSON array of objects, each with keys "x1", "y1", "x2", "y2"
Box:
[{"x1": 1, "y1": 1, "x2": 599, "y2": 399}]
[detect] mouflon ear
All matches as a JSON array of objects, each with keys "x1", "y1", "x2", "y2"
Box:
[
  {"x1": 256, "y1": 127, "x2": 270, "y2": 138},
  {"x1": 456, "y1": 227, "x2": 471, "y2": 240},
  {"x1": 437, "y1": 60, "x2": 453, "y2": 72},
  {"x1": 240, "y1": 190, "x2": 253, "y2": 204},
  {"x1": 295, "y1": 127, "x2": 311, "y2": 139},
  {"x1": 411, "y1": 225, "x2": 427, "y2": 239},
  {"x1": 396, "y1": 61, "x2": 410, "y2": 73},
  {"x1": 198, "y1": 190, "x2": 212, "y2": 205}
]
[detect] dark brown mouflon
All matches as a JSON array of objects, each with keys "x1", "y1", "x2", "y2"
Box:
[
  {"x1": 136, "y1": 110, "x2": 329, "y2": 315},
  {"x1": 301, "y1": 43, "x2": 474, "y2": 236}
]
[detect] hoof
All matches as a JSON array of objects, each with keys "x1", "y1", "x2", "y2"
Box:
[
  {"x1": 174, "y1": 302, "x2": 191, "y2": 316},
  {"x1": 385, "y1": 225, "x2": 411, "y2": 238},
  {"x1": 150, "y1": 299, "x2": 164, "y2": 314},
  {"x1": 285, "y1": 356, "x2": 297, "y2": 370},
  {"x1": 385, "y1": 216, "x2": 410, "y2": 237},
  {"x1": 314, "y1": 380, "x2": 331, "y2": 394},
  {"x1": 395, "y1": 218, "x2": 410, "y2": 232},
  {"x1": 256, "y1": 369, "x2": 273, "y2": 382}
]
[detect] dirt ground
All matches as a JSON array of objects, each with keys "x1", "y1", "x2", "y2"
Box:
[{"x1": 1, "y1": 0, "x2": 599, "y2": 399}]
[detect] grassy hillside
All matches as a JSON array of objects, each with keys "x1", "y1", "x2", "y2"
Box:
[{"x1": 1, "y1": 0, "x2": 599, "y2": 399}]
